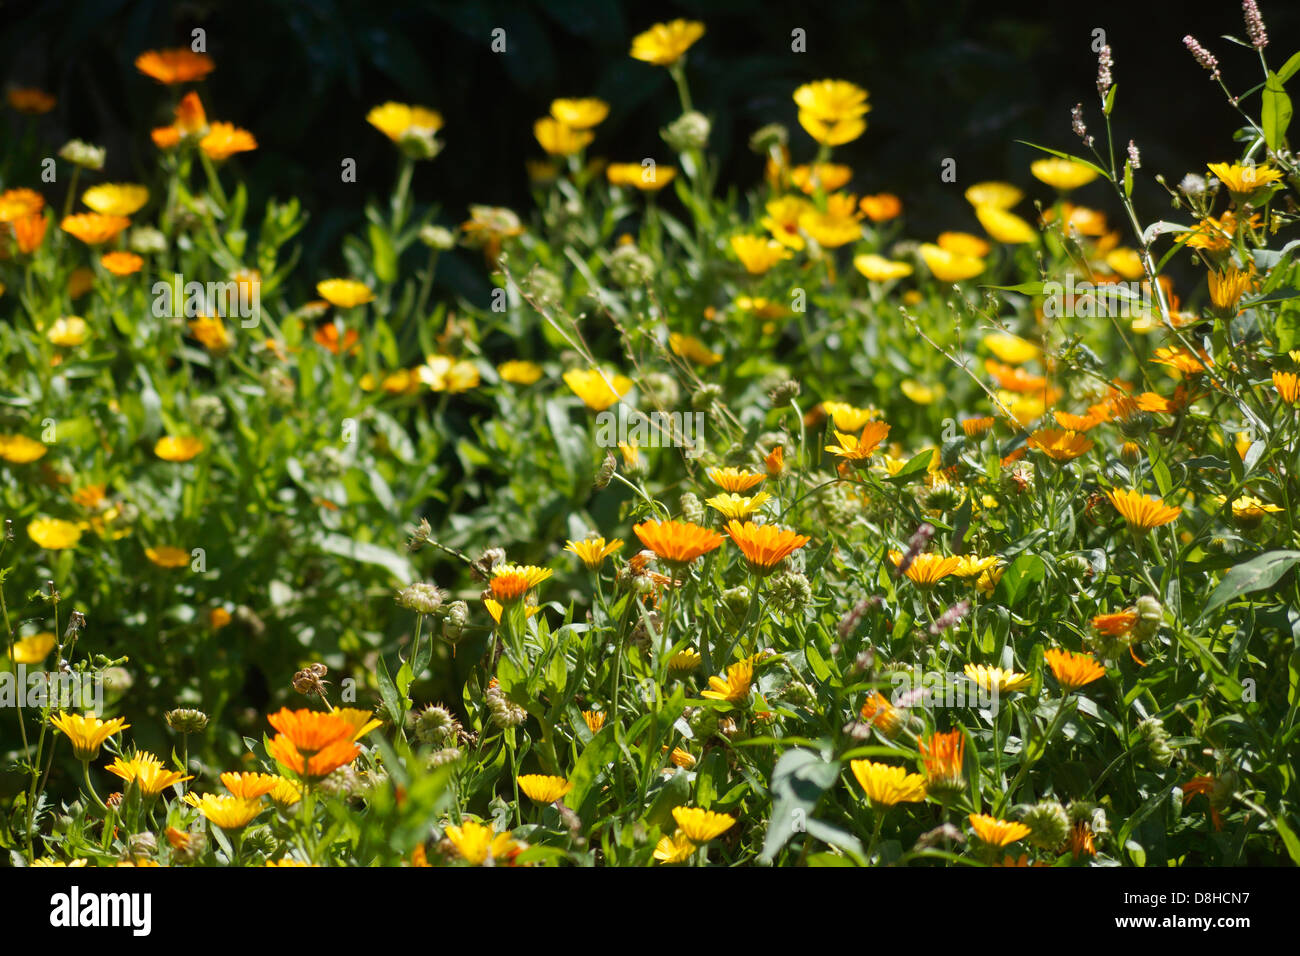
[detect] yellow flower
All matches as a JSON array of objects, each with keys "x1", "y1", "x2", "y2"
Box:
[
  {"x1": 1231, "y1": 496, "x2": 1283, "y2": 523},
  {"x1": 964, "y1": 181, "x2": 1022, "y2": 209},
  {"x1": 1207, "y1": 267, "x2": 1253, "y2": 313},
  {"x1": 497, "y1": 360, "x2": 544, "y2": 385},
  {"x1": 969, "y1": 813, "x2": 1032, "y2": 846},
  {"x1": 100, "y1": 251, "x2": 144, "y2": 276},
  {"x1": 1027, "y1": 428, "x2": 1093, "y2": 461},
  {"x1": 563, "y1": 368, "x2": 632, "y2": 411},
  {"x1": 50, "y1": 712, "x2": 130, "y2": 761},
  {"x1": 821, "y1": 401, "x2": 880, "y2": 432},
  {"x1": 1106, "y1": 488, "x2": 1181, "y2": 531},
  {"x1": 653, "y1": 832, "x2": 697, "y2": 863},
  {"x1": 890, "y1": 550, "x2": 961, "y2": 586},
  {"x1": 726, "y1": 519, "x2": 810, "y2": 571},
  {"x1": 105, "y1": 751, "x2": 192, "y2": 796},
  {"x1": 794, "y1": 79, "x2": 870, "y2": 146},
  {"x1": 1106, "y1": 248, "x2": 1145, "y2": 280},
  {"x1": 200, "y1": 122, "x2": 257, "y2": 161},
  {"x1": 0, "y1": 434, "x2": 47, "y2": 463},
  {"x1": 668, "y1": 333, "x2": 722, "y2": 365},
  {"x1": 761, "y1": 195, "x2": 811, "y2": 250},
  {"x1": 1043, "y1": 647, "x2": 1107, "y2": 690},
  {"x1": 564, "y1": 536, "x2": 624, "y2": 569},
  {"x1": 629, "y1": 19, "x2": 705, "y2": 66},
  {"x1": 963, "y1": 663, "x2": 1030, "y2": 693},
  {"x1": 670, "y1": 649, "x2": 702, "y2": 672},
  {"x1": 790, "y1": 163, "x2": 852, "y2": 194},
  {"x1": 9, "y1": 631, "x2": 56, "y2": 665},
  {"x1": 418, "y1": 354, "x2": 480, "y2": 393},
  {"x1": 707, "y1": 466, "x2": 766, "y2": 493},
  {"x1": 919, "y1": 243, "x2": 985, "y2": 281},
  {"x1": 81, "y1": 183, "x2": 149, "y2": 217},
  {"x1": 444, "y1": 820, "x2": 521, "y2": 865},
  {"x1": 61, "y1": 213, "x2": 129, "y2": 244},
  {"x1": 1207, "y1": 161, "x2": 1282, "y2": 198},
  {"x1": 187, "y1": 793, "x2": 264, "y2": 831},
  {"x1": 485, "y1": 599, "x2": 540, "y2": 624},
  {"x1": 860, "y1": 691, "x2": 902, "y2": 737},
  {"x1": 975, "y1": 204, "x2": 1037, "y2": 244},
  {"x1": 366, "y1": 102, "x2": 443, "y2": 141},
  {"x1": 672, "y1": 806, "x2": 735, "y2": 841},
  {"x1": 705, "y1": 491, "x2": 771, "y2": 520},
  {"x1": 730, "y1": 235, "x2": 791, "y2": 274},
  {"x1": 606, "y1": 162, "x2": 676, "y2": 190},
  {"x1": 953, "y1": 555, "x2": 1001, "y2": 579},
  {"x1": 983, "y1": 332, "x2": 1040, "y2": 365},
  {"x1": 853, "y1": 253, "x2": 913, "y2": 281},
  {"x1": 850, "y1": 760, "x2": 926, "y2": 807},
  {"x1": 1030, "y1": 158, "x2": 1099, "y2": 191},
  {"x1": 0, "y1": 187, "x2": 44, "y2": 222},
  {"x1": 316, "y1": 279, "x2": 374, "y2": 308},
  {"x1": 938, "y1": 231, "x2": 991, "y2": 258},
  {"x1": 154, "y1": 436, "x2": 204, "y2": 461},
  {"x1": 900, "y1": 379, "x2": 942, "y2": 405},
  {"x1": 859, "y1": 193, "x2": 902, "y2": 222},
  {"x1": 28, "y1": 518, "x2": 82, "y2": 550},
  {"x1": 700, "y1": 660, "x2": 753, "y2": 702},
  {"x1": 582, "y1": 710, "x2": 606, "y2": 733},
  {"x1": 188, "y1": 316, "x2": 232, "y2": 354},
  {"x1": 668, "y1": 747, "x2": 696, "y2": 769},
  {"x1": 799, "y1": 192, "x2": 863, "y2": 248},
  {"x1": 220, "y1": 771, "x2": 283, "y2": 799},
  {"x1": 1275, "y1": 370, "x2": 1300, "y2": 403},
  {"x1": 826, "y1": 420, "x2": 891, "y2": 461},
  {"x1": 534, "y1": 117, "x2": 593, "y2": 156},
  {"x1": 517, "y1": 774, "x2": 573, "y2": 803},
  {"x1": 549, "y1": 98, "x2": 608, "y2": 129},
  {"x1": 333, "y1": 708, "x2": 384, "y2": 741},
  {"x1": 490, "y1": 564, "x2": 553, "y2": 602},
  {"x1": 146, "y1": 546, "x2": 191, "y2": 569}
]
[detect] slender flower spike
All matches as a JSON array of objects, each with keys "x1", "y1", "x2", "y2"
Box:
[
  {"x1": 490, "y1": 564, "x2": 553, "y2": 601},
  {"x1": 700, "y1": 660, "x2": 753, "y2": 703},
  {"x1": 565, "y1": 537, "x2": 624, "y2": 570},
  {"x1": 1106, "y1": 488, "x2": 1181, "y2": 532},
  {"x1": 671, "y1": 806, "x2": 736, "y2": 842},
  {"x1": 633, "y1": 519, "x2": 725, "y2": 565},
  {"x1": 969, "y1": 813, "x2": 1032, "y2": 847},
  {"x1": 50, "y1": 713, "x2": 130, "y2": 762},
  {"x1": 1044, "y1": 648, "x2": 1107, "y2": 691},
  {"x1": 850, "y1": 760, "x2": 927, "y2": 808},
  {"x1": 517, "y1": 774, "x2": 573, "y2": 804},
  {"x1": 726, "y1": 520, "x2": 810, "y2": 572}
]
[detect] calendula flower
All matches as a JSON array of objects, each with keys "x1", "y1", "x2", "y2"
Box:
[
  {"x1": 316, "y1": 279, "x2": 374, "y2": 308},
  {"x1": 920, "y1": 730, "x2": 966, "y2": 795},
  {"x1": 937, "y1": 231, "x2": 990, "y2": 259},
  {"x1": 900, "y1": 379, "x2": 943, "y2": 405},
  {"x1": 146, "y1": 546, "x2": 191, "y2": 569},
  {"x1": 0, "y1": 187, "x2": 44, "y2": 222},
  {"x1": 793, "y1": 79, "x2": 870, "y2": 146},
  {"x1": 517, "y1": 774, "x2": 572, "y2": 803},
  {"x1": 790, "y1": 162, "x2": 853, "y2": 194},
  {"x1": 700, "y1": 660, "x2": 753, "y2": 702},
  {"x1": 1092, "y1": 611, "x2": 1138, "y2": 637},
  {"x1": 565, "y1": 536, "x2": 624, "y2": 569},
  {"x1": 670, "y1": 649, "x2": 702, "y2": 672},
  {"x1": 963, "y1": 663, "x2": 1030, "y2": 693},
  {"x1": 1046, "y1": 650, "x2": 1109, "y2": 696},
  {"x1": 0, "y1": 434, "x2": 47, "y2": 463},
  {"x1": 366, "y1": 102, "x2": 443, "y2": 140},
  {"x1": 634, "y1": 519, "x2": 725, "y2": 565},
  {"x1": 983, "y1": 332, "x2": 1039, "y2": 365},
  {"x1": 953, "y1": 555, "x2": 1000, "y2": 579},
  {"x1": 820, "y1": 402, "x2": 880, "y2": 432},
  {"x1": 444, "y1": 820, "x2": 522, "y2": 865},
  {"x1": 964, "y1": 181, "x2": 1023, "y2": 209},
  {"x1": 154, "y1": 435, "x2": 204, "y2": 461},
  {"x1": 7, "y1": 87, "x2": 56, "y2": 113},
  {"x1": 135, "y1": 48, "x2": 215, "y2": 84},
  {"x1": 550, "y1": 97, "x2": 608, "y2": 129},
  {"x1": 976, "y1": 204, "x2": 1037, "y2": 244},
  {"x1": 726, "y1": 520, "x2": 810, "y2": 571},
  {"x1": 173, "y1": 90, "x2": 207, "y2": 134},
  {"x1": 854, "y1": 252, "x2": 913, "y2": 281},
  {"x1": 534, "y1": 117, "x2": 593, "y2": 156},
  {"x1": 61, "y1": 213, "x2": 129, "y2": 244},
  {"x1": 762, "y1": 195, "x2": 811, "y2": 250},
  {"x1": 100, "y1": 251, "x2": 144, "y2": 276},
  {"x1": 12, "y1": 212, "x2": 49, "y2": 254},
  {"x1": 188, "y1": 316, "x2": 232, "y2": 354},
  {"x1": 730, "y1": 234, "x2": 791, "y2": 274},
  {"x1": 266, "y1": 708, "x2": 360, "y2": 779},
  {"x1": 629, "y1": 19, "x2": 705, "y2": 66},
  {"x1": 799, "y1": 192, "x2": 864, "y2": 247},
  {"x1": 851, "y1": 760, "x2": 927, "y2": 808},
  {"x1": 8, "y1": 631, "x2": 56, "y2": 665},
  {"x1": 1106, "y1": 247, "x2": 1145, "y2": 280},
  {"x1": 859, "y1": 192, "x2": 902, "y2": 221},
  {"x1": 28, "y1": 518, "x2": 82, "y2": 550},
  {"x1": 668, "y1": 747, "x2": 696, "y2": 769},
  {"x1": 653, "y1": 832, "x2": 697, "y2": 863},
  {"x1": 582, "y1": 711, "x2": 606, "y2": 733},
  {"x1": 961, "y1": 416, "x2": 995, "y2": 438},
  {"x1": 969, "y1": 813, "x2": 1032, "y2": 847},
  {"x1": 1207, "y1": 268, "x2": 1253, "y2": 313},
  {"x1": 418, "y1": 354, "x2": 480, "y2": 393},
  {"x1": 1207, "y1": 161, "x2": 1282, "y2": 198},
  {"x1": 200, "y1": 122, "x2": 257, "y2": 160},
  {"x1": 825, "y1": 420, "x2": 891, "y2": 461},
  {"x1": 672, "y1": 806, "x2": 735, "y2": 841},
  {"x1": 707, "y1": 466, "x2": 766, "y2": 493},
  {"x1": 668, "y1": 333, "x2": 722, "y2": 365},
  {"x1": 764, "y1": 444, "x2": 785, "y2": 477},
  {"x1": 1107, "y1": 488, "x2": 1181, "y2": 531},
  {"x1": 919, "y1": 242, "x2": 985, "y2": 281},
  {"x1": 1230, "y1": 495, "x2": 1283, "y2": 522},
  {"x1": 1027, "y1": 428, "x2": 1093, "y2": 461},
  {"x1": 1275, "y1": 370, "x2": 1300, "y2": 404},
  {"x1": 82, "y1": 183, "x2": 149, "y2": 217},
  {"x1": 705, "y1": 492, "x2": 771, "y2": 520},
  {"x1": 50, "y1": 712, "x2": 130, "y2": 761},
  {"x1": 563, "y1": 368, "x2": 632, "y2": 411},
  {"x1": 490, "y1": 564, "x2": 553, "y2": 602},
  {"x1": 105, "y1": 751, "x2": 192, "y2": 796},
  {"x1": 606, "y1": 162, "x2": 677, "y2": 190},
  {"x1": 1030, "y1": 157, "x2": 1099, "y2": 191},
  {"x1": 186, "y1": 793, "x2": 264, "y2": 831},
  {"x1": 890, "y1": 550, "x2": 961, "y2": 586},
  {"x1": 313, "y1": 323, "x2": 359, "y2": 355},
  {"x1": 497, "y1": 359, "x2": 543, "y2": 384},
  {"x1": 219, "y1": 772, "x2": 281, "y2": 799},
  {"x1": 860, "y1": 691, "x2": 902, "y2": 737}
]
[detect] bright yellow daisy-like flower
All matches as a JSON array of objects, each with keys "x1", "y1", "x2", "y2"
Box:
[
  {"x1": 490, "y1": 564, "x2": 553, "y2": 602},
  {"x1": 200, "y1": 122, "x2": 257, "y2": 161},
  {"x1": 0, "y1": 187, "x2": 44, "y2": 222},
  {"x1": 961, "y1": 416, "x2": 996, "y2": 437},
  {"x1": 1044, "y1": 647, "x2": 1107, "y2": 690},
  {"x1": 668, "y1": 333, "x2": 722, "y2": 365},
  {"x1": 820, "y1": 401, "x2": 880, "y2": 432},
  {"x1": 0, "y1": 434, "x2": 47, "y2": 463},
  {"x1": 332, "y1": 707, "x2": 384, "y2": 741},
  {"x1": 1106, "y1": 247, "x2": 1145, "y2": 280},
  {"x1": 28, "y1": 518, "x2": 82, "y2": 550},
  {"x1": 316, "y1": 279, "x2": 375, "y2": 308},
  {"x1": 634, "y1": 519, "x2": 725, "y2": 565},
  {"x1": 963, "y1": 662, "x2": 1031, "y2": 693},
  {"x1": 444, "y1": 819, "x2": 522, "y2": 865},
  {"x1": 9, "y1": 631, "x2": 56, "y2": 665},
  {"x1": 890, "y1": 550, "x2": 961, "y2": 586},
  {"x1": 1207, "y1": 161, "x2": 1282, "y2": 198},
  {"x1": 976, "y1": 204, "x2": 1037, "y2": 244},
  {"x1": 707, "y1": 466, "x2": 766, "y2": 493},
  {"x1": 969, "y1": 813, "x2": 1032, "y2": 846},
  {"x1": 366, "y1": 102, "x2": 443, "y2": 141},
  {"x1": 81, "y1": 183, "x2": 148, "y2": 217},
  {"x1": 565, "y1": 536, "x2": 624, "y2": 569},
  {"x1": 964, "y1": 181, "x2": 1023, "y2": 209},
  {"x1": 793, "y1": 79, "x2": 870, "y2": 147},
  {"x1": 550, "y1": 97, "x2": 608, "y2": 129},
  {"x1": 1207, "y1": 267, "x2": 1254, "y2": 313},
  {"x1": 145, "y1": 546, "x2": 191, "y2": 569},
  {"x1": 790, "y1": 162, "x2": 853, "y2": 194},
  {"x1": 853, "y1": 253, "x2": 913, "y2": 281},
  {"x1": 825, "y1": 420, "x2": 891, "y2": 461},
  {"x1": 629, "y1": 19, "x2": 705, "y2": 66},
  {"x1": 534, "y1": 117, "x2": 593, "y2": 156},
  {"x1": 607, "y1": 162, "x2": 676, "y2": 190},
  {"x1": 726, "y1": 520, "x2": 810, "y2": 571},
  {"x1": 799, "y1": 192, "x2": 864, "y2": 247},
  {"x1": 669, "y1": 649, "x2": 702, "y2": 672},
  {"x1": 762, "y1": 195, "x2": 811, "y2": 250},
  {"x1": 186, "y1": 793, "x2": 264, "y2": 830},
  {"x1": 851, "y1": 760, "x2": 927, "y2": 808},
  {"x1": 668, "y1": 747, "x2": 696, "y2": 769},
  {"x1": 61, "y1": 213, "x2": 129, "y2": 245},
  {"x1": 953, "y1": 555, "x2": 1000, "y2": 579},
  {"x1": 672, "y1": 806, "x2": 736, "y2": 842},
  {"x1": 134, "y1": 48, "x2": 214, "y2": 84},
  {"x1": 418, "y1": 354, "x2": 480, "y2": 393},
  {"x1": 563, "y1": 368, "x2": 632, "y2": 411},
  {"x1": 700, "y1": 660, "x2": 753, "y2": 703},
  {"x1": 1230, "y1": 495, "x2": 1283, "y2": 523},
  {"x1": 497, "y1": 360, "x2": 544, "y2": 385},
  {"x1": 154, "y1": 435, "x2": 204, "y2": 461},
  {"x1": 582, "y1": 710, "x2": 606, "y2": 733},
  {"x1": 484, "y1": 598, "x2": 541, "y2": 624},
  {"x1": 919, "y1": 242, "x2": 985, "y2": 281},
  {"x1": 1106, "y1": 488, "x2": 1181, "y2": 531},
  {"x1": 900, "y1": 379, "x2": 943, "y2": 405},
  {"x1": 983, "y1": 332, "x2": 1040, "y2": 365},
  {"x1": 1275, "y1": 370, "x2": 1300, "y2": 404},
  {"x1": 105, "y1": 751, "x2": 192, "y2": 796},
  {"x1": 859, "y1": 193, "x2": 902, "y2": 221},
  {"x1": 860, "y1": 691, "x2": 902, "y2": 737},
  {"x1": 267, "y1": 776, "x2": 302, "y2": 806},
  {"x1": 50, "y1": 712, "x2": 130, "y2": 761},
  {"x1": 189, "y1": 316, "x2": 232, "y2": 354},
  {"x1": 653, "y1": 831, "x2": 697, "y2": 863},
  {"x1": 517, "y1": 774, "x2": 573, "y2": 804},
  {"x1": 1030, "y1": 157, "x2": 1099, "y2": 191},
  {"x1": 730, "y1": 234, "x2": 792, "y2": 274},
  {"x1": 220, "y1": 771, "x2": 282, "y2": 799},
  {"x1": 705, "y1": 491, "x2": 771, "y2": 521},
  {"x1": 1027, "y1": 428, "x2": 1093, "y2": 461},
  {"x1": 938, "y1": 231, "x2": 991, "y2": 258}
]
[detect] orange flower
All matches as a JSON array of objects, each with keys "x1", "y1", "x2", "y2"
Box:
[
  {"x1": 1026, "y1": 428, "x2": 1093, "y2": 461},
  {"x1": 7, "y1": 88, "x2": 56, "y2": 114},
  {"x1": 313, "y1": 323, "x2": 360, "y2": 354},
  {"x1": 1043, "y1": 648, "x2": 1107, "y2": 690},
  {"x1": 175, "y1": 91, "x2": 208, "y2": 134},
  {"x1": 100, "y1": 251, "x2": 144, "y2": 276},
  {"x1": 1274, "y1": 371, "x2": 1300, "y2": 404},
  {"x1": 61, "y1": 213, "x2": 129, "y2": 245},
  {"x1": 889, "y1": 550, "x2": 961, "y2": 587},
  {"x1": 489, "y1": 564, "x2": 552, "y2": 602},
  {"x1": 1106, "y1": 488, "x2": 1181, "y2": 532},
  {"x1": 633, "y1": 519, "x2": 725, "y2": 564},
  {"x1": 265, "y1": 708, "x2": 360, "y2": 779},
  {"x1": 825, "y1": 420, "x2": 891, "y2": 461},
  {"x1": 961, "y1": 416, "x2": 995, "y2": 437},
  {"x1": 706, "y1": 466, "x2": 765, "y2": 493},
  {"x1": 1091, "y1": 611, "x2": 1137, "y2": 637},
  {"x1": 725, "y1": 520, "x2": 809, "y2": 572},
  {"x1": 859, "y1": 691, "x2": 902, "y2": 737},
  {"x1": 0, "y1": 188, "x2": 44, "y2": 222},
  {"x1": 135, "y1": 48, "x2": 215, "y2": 84},
  {"x1": 200, "y1": 122, "x2": 257, "y2": 160},
  {"x1": 858, "y1": 193, "x2": 902, "y2": 222},
  {"x1": 1070, "y1": 820, "x2": 1097, "y2": 857},
  {"x1": 151, "y1": 126, "x2": 181, "y2": 149},
  {"x1": 764, "y1": 444, "x2": 785, "y2": 477},
  {"x1": 12, "y1": 213, "x2": 48, "y2": 254},
  {"x1": 920, "y1": 729, "x2": 965, "y2": 793}
]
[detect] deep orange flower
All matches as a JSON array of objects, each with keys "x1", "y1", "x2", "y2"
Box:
[
  {"x1": 175, "y1": 91, "x2": 208, "y2": 134},
  {"x1": 633, "y1": 519, "x2": 724, "y2": 564},
  {"x1": 919, "y1": 729, "x2": 965, "y2": 792},
  {"x1": 135, "y1": 48, "x2": 215, "y2": 84},
  {"x1": 825, "y1": 420, "x2": 891, "y2": 461},
  {"x1": 858, "y1": 193, "x2": 902, "y2": 222},
  {"x1": 1091, "y1": 611, "x2": 1137, "y2": 637},
  {"x1": 265, "y1": 707, "x2": 360, "y2": 778},
  {"x1": 1043, "y1": 648, "x2": 1106, "y2": 690},
  {"x1": 100, "y1": 251, "x2": 144, "y2": 276},
  {"x1": 201, "y1": 122, "x2": 257, "y2": 160},
  {"x1": 313, "y1": 323, "x2": 360, "y2": 354},
  {"x1": 7, "y1": 88, "x2": 56, "y2": 113},
  {"x1": 61, "y1": 213, "x2": 129, "y2": 245},
  {"x1": 725, "y1": 520, "x2": 809, "y2": 571},
  {"x1": 12, "y1": 213, "x2": 48, "y2": 254},
  {"x1": 860, "y1": 691, "x2": 902, "y2": 737}
]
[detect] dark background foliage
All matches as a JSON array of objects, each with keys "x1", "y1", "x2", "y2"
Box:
[{"x1": 4, "y1": 0, "x2": 1299, "y2": 293}]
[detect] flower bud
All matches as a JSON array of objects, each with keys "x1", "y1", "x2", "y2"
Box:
[
  {"x1": 1021, "y1": 800, "x2": 1070, "y2": 850},
  {"x1": 662, "y1": 110, "x2": 711, "y2": 153},
  {"x1": 165, "y1": 708, "x2": 209, "y2": 735}
]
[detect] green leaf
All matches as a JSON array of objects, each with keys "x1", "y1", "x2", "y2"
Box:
[
  {"x1": 317, "y1": 532, "x2": 414, "y2": 583},
  {"x1": 1202, "y1": 550, "x2": 1300, "y2": 618},
  {"x1": 760, "y1": 748, "x2": 841, "y2": 863},
  {"x1": 886, "y1": 449, "x2": 935, "y2": 483},
  {"x1": 982, "y1": 281, "x2": 1046, "y2": 296},
  {"x1": 1015, "y1": 141, "x2": 1109, "y2": 179},
  {"x1": 1001, "y1": 553, "x2": 1045, "y2": 608},
  {"x1": 1263, "y1": 71, "x2": 1294, "y2": 153},
  {"x1": 369, "y1": 222, "x2": 397, "y2": 283},
  {"x1": 1278, "y1": 50, "x2": 1300, "y2": 84},
  {"x1": 376, "y1": 656, "x2": 404, "y2": 727},
  {"x1": 1275, "y1": 815, "x2": 1300, "y2": 865}
]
